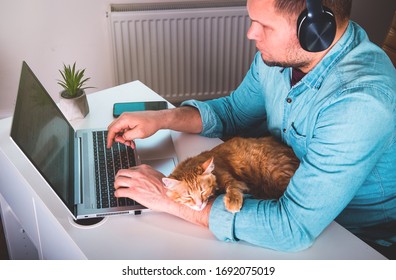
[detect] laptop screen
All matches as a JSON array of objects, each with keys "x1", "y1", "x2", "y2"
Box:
[{"x1": 10, "y1": 62, "x2": 75, "y2": 213}]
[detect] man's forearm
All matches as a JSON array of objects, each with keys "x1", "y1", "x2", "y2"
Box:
[
  {"x1": 159, "y1": 105, "x2": 210, "y2": 226},
  {"x1": 161, "y1": 106, "x2": 203, "y2": 134},
  {"x1": 170, "y1": 199, "x2": 213, "y2": 228}
]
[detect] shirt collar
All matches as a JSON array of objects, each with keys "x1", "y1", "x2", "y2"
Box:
[{"x1": 298, "y1": 21, "x2": 356, "y2": 90}]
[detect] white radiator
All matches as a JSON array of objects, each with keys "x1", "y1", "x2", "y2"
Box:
[{"x1": 109, "y1": 1, "x2": 256, "y2": 103}]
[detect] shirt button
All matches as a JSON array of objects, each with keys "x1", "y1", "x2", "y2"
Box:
[{"x1": 286, "y1": 98, "x2": 292, "y2": 103}]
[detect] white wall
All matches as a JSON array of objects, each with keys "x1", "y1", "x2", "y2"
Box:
[
  {"x1": 0, "y1": 0, "x2": 201, "y2": 118},
  {"x1": 1, "y1": 0, "x2": 107, "y2": 118},
  {"x1": 1, "y1": 0, "x2": 395, "y2": 118}
]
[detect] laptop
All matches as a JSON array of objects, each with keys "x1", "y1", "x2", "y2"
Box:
[{"x1": 10, "y1": 61, "x2": 178, "y2": 220}]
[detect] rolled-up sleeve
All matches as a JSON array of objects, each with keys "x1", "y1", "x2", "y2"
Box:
[
  {"x1": 209, "y1": 195, "x2": 239, "y2": 242},
  {"x1": 181, "y1": 52, "x2": 269, "y2": 138}
]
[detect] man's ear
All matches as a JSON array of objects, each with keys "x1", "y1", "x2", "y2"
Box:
[
  {"x1": 162, "y1": 177, "x2": 180, "y2": 190},
  {"x1": 202, "y1": 157, "x2": 215, "y2": 175}
]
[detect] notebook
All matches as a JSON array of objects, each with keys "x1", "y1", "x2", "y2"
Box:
[{"x1": 10, "y1": 61, "x2": 178, "y2": 220}]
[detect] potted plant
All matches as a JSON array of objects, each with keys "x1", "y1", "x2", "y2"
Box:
[{"x1": 57, "y1": 62, "x2": 93, "y2": 120}]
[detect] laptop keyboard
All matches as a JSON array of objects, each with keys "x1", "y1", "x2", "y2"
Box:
[{"x1": 93, "y1": 130, "x2": 139, "y2": 209}]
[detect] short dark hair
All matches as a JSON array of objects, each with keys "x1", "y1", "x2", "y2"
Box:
[{"x1": 274, "y1": 0, "x2": 352, "y2": 23}]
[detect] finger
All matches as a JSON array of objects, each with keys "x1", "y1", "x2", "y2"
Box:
[
  {"x1": 107, "y1": 119, "x2": 119, "y2": 148},
  {"x1": 114, "y1": 187, "x2": 135, "y2": 199},
  {"x1": 114, "y1": 173, "x2": 134, "y2": 190},
  {"x1": 107, "y1": 117, "x2": 129, "y2": 148},
  {"x1": 121, "y1": 125, "x2": 142, "y2": 140},
  {"x1": 123, "y1": 140, "x2": 136, "y2": 149},
  {"x1": 115, "y1": 168, "x2": 136, "y2": 179},
  {"x1": 114, "y1": 135, "x2": 127, "y2": 145}
]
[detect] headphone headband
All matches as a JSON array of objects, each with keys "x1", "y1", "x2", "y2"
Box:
[{"x1": 306, "y1": 0, "x2": 323, "y2": 17}]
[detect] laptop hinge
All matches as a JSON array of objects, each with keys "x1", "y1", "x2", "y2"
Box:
[{"x1": 74, "y1": 136, "x2": 83, "y2": 204}]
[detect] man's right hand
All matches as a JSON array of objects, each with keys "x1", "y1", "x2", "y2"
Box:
[
  {"x1": 106, "y1": 110, "x2": 165, "y2": 149},
  {"x1": 106, "y1": 106, "x2": 203, "y2": 149}
]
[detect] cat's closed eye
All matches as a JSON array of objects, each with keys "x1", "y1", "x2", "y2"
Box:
[{"x1": 179, "y1": 196, "x2": 192, "y2": 203}]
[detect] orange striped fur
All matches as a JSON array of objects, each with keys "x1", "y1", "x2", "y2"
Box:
[{"x1": 162, "y1": 136, "x2": 299, "y2": 213}]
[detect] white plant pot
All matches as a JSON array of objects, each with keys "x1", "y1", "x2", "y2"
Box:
[{"x1": 59, "y1": 90, "x2": 90, "y2": 121}]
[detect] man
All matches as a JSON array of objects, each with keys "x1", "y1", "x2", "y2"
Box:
[{"x1": 107, "y1": 0, "x2": 396, "y2": 253}]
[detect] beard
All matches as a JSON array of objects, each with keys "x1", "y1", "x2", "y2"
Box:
[
  {"x1": 261, "y1": 57, "x2": 310, "y2": 69},
  {"x1": 260, "y1": 42, "x2": 312, "y2": 70}
]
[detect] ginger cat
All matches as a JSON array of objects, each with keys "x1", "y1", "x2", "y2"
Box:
[{"x1": 162, "y1": 136, "x2": 299, "y2": 213}]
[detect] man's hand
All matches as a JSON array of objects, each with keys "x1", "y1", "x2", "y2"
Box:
[
  {"x1": 114, "y1": 164, "x2": 212, "y2": 227},
  {"x1": 107, "y1": 111, "x2": 165, "y2": 149},
  {"x1": 106, "y1": 106, "x2": 203, "y2": 149},
  {"x1": 114, "y1": 164, "x2": 169, "y2": 212}
]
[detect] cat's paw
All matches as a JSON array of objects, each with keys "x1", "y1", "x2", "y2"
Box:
[{"x1": 224, "y1": 194, "x2": 243, "y2": 213}]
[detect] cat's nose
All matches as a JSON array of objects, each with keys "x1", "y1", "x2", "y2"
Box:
[
  {"x1": 198, "y1": 201, "x2": 208, "y2": 211},
  {"x1": 195, "y1": 199, "x2": 205, "y2": 209}
]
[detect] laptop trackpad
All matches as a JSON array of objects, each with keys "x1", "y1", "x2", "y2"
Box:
[{"x1": 141, "y1": 158, "x2": 176, "y2": 176}]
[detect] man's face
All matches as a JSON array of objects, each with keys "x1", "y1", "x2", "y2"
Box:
[{"x1": 246, "y1": 0, "x2": 311, "y2": 69}]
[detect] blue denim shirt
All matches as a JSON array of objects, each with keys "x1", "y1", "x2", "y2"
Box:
[{"x1": 182, "y1": 22, "x2": 396, "y2": 252}]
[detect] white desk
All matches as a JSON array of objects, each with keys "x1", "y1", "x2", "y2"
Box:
[{"x1": 0, "y1": 81, "x2": 386, "y2": 259}]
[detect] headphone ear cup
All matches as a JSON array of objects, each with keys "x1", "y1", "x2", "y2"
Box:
[{"x1": 297, "y1": 7, "x2": 336, "y2": 52}]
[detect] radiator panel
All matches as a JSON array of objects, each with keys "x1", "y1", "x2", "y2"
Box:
[{"x1": 110, "y1": 5, "x2": 256, "y2": 102}]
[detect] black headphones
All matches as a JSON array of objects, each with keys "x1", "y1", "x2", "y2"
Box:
[{"x1": 297, "y1": 0, "x2": 336, "y2": 52}]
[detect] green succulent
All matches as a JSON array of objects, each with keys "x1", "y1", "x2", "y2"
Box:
[{"x1": 57, "y1": 62, "x2": 93, "y2": 98}]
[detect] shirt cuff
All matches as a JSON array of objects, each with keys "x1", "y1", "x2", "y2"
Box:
[
  {"x1": 208, "y1": 195, "x2": 238, "y2": 242},
  {"x1": 180, "y1": 99, "x2": 223, "y2": 138}
]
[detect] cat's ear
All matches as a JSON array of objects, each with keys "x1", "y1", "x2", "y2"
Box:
[
  {"x1": 162, "y1": 177, "x2": 180, "y2": 190},
  {"x1": 202, "y1": 157, "x2": 215, "y2": 175}
]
